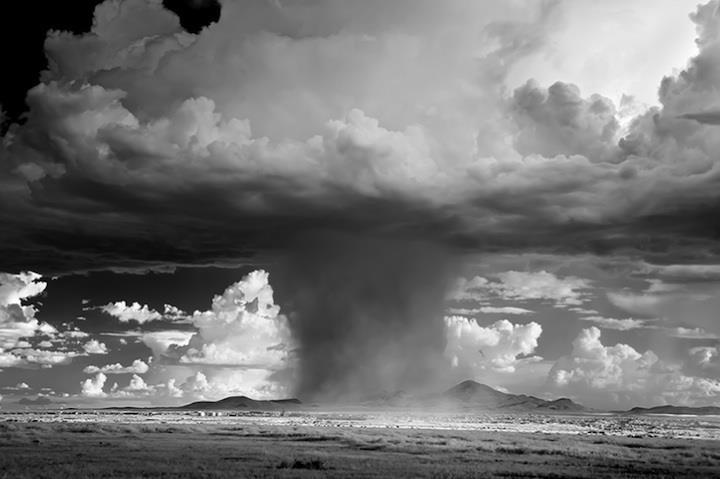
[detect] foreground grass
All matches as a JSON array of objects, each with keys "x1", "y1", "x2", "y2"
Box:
[{"x1": 1, "y1": 421, "x2": 719, "y2": 478}]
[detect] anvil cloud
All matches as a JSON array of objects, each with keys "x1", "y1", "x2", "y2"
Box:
[{"x1": 1, "y1": 0, "x2": 719, "y2": 274}]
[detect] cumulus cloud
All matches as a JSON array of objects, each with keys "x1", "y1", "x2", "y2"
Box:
[
  {"x1": 688, "y1": 346, "x2": 720, "y2": 377},
  {"x1": 0, "y1": 272, "x2": 81, "y2": 369},
  {"x1": 510, "y1": 80, "x2": 620, "y2": 162},
  {"x1": 62, "y1": 328, "x2": 90, "y2": 339},
  {"x1": 21, "y1": 349, "x2": 80, "y2": 367},
  {"x1": 452, "y1": 271, "x2": 591, "y2": 307},
  {"x1": 81, "y1": 372, "x2": 107, "y2": 398},
  {"x1": 578, "y1": 316, "x2": 647, "y2": 331},
  {"x1": 177, "y1": 270, "x2": 292, "y2": 368},
  {"x1": 0, "y1": 272, "x2": 49, "y2": 348},
  {"x1": 661, "y1": 327, "x2": 720, "y2": 340},
  {"x1": 82, "y1": 339, "x2": 109, "y2": 355},
  {"x1": 0, "y1": 272, "x2": 46, "y2": 305},
  {"x1": 607, "y1": 291, "x2": 670, "y2": 317},
  {"x1": 125, "y1": 374, "x2": 150, "y2": 392},
  {"x1": 98, "y1": 301, "x2": 162, "y2": 323},
  {"x1": 141, "y1": 330, "x2": 193, "y2": 356},
  {"x1": 133, "y1": 270, "x2": 294, "y2": 400},
  {"x1": 548, "y1": 327, "x2": 720, "y2": 408},
  {"x1": 549, "y1": 327, "x2": 657, "y2": 392},
  {"x1": 444, "y1": 316, "x2": 542, "y2": 373},
  {"x1": 83, "y1": 359, "x2": 149, "y2": 375}
]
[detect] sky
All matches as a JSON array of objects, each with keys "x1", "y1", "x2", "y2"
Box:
[{"x1": 1, "y1": 0, "x2": 720, "y2": 410}]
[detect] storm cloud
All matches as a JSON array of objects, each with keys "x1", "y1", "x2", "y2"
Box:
[
  {"x1": 2, "y1": 0, "x2": 720, "y2": 275},
  {"x1": 2, "y1": 0, "x2": 720, "y2": 404}
]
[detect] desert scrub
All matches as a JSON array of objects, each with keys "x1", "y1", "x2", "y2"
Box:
[{"x1": 276, "y1": 458, "x2": 328, "y2": 470}]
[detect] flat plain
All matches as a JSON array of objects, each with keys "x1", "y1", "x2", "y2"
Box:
[{"x1": 2, "y1": 412, "x2": 720, "y2": 478}]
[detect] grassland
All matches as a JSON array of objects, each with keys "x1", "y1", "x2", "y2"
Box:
[{"x1": 1, "y1": 420, "x2": 719, "y2": 478}]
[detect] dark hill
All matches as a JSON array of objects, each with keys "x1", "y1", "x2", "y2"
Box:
[
  {"x1": 180, "y1": 396, "x2": 301, "y2": 411},
  {"x1": 625, "y1": 405, "x2": 720, "y2": 416},
  {"x1": 437, "y1": 380, "x2": 587, "y2": 412}
]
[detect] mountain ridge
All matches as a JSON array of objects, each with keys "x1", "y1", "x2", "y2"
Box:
[
  {"x1": 78, "y1": 380, "x2": 720, "y2": 414},
  {"x1": 623, "y1": 405, "x2": 720, "y2": 415},
  {"x1": 433, "y1": 380, "x2": 587, "y2": 412},
  {"x1": 180, "y1": 396, "x2": 301, "y2": 411}
]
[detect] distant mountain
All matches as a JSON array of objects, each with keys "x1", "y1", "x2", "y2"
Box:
[
  {"x1": 435, "y1": 380, "x2": 587, "y2": 412},
  {"x1": 541, "y1": 398, "x2": 586, "y2": 412},
  {"x1": 112, "y1": 380, "x2": 717, "y2": 414},
  {"x1": 180, "y1": 395, "x2": 301, "y2": 411},
  {"x1": 625, "y1": 405, "x2": 720, "y2": 416}
]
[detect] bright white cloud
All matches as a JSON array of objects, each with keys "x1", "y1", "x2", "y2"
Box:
[
  {"x1": 691, "y1": 347, "x2": 719, "y2": 368},
  {"x1": 125, "y1": 374, "x2": 150, "y2": 392},
  {"x1": 0, "y1": 352, "x2": 23, "y2": 368},
  {"x1": 126, "y1": 271, "x2": 296, "y2": 401},
  {"x1": 578, "y1": 316, "x2": 646, "y2": 331},
  {"x1": 178, "y1": 270, "x2": 293, "y2": 369},
  {"x1": 0, "y1": 272, "x2": 46, "y2": 306},
  {"x1": 689, "y1": 346, "x2": 720, "y2": 376},
  {"x1": 444, "y1": 316, "x2": 542, "y2": 373},
  {"x1": 83, "y1": 340, "x2": 109, "y2": 355},
  {"x1": 548, "y1": 327, "x2": 720, "y2": 408},
  {"x1": 506, "y1": 0, "x2": 698, "y2": 107},
  {"x1": 141, "y1": 330, "x2": 193, "y2": 356},
  {"x1": 81, "y1": 373, "x2": 107, "y2": 398},
  {"x1": 549, "y1": 327, "x2": 657, "y2": 391},
  {"x1": 661, "y1": 327, "x2": 719, "y2": 340},
  {"x1": 159, "y1": 369, "x2": 289, "y2": 402},
  {"x1": 99, "y1": 301, "x2": 162, "y2": 323},
  {"x1": 62, "y1": 328, "x2": 90, "y2": 339},
  {"x1": 0, "y1": 272, "x2": 80, "y2": 369},
  {"x1": 492, "y1": 271, "x2": 591, "y2": 306},
  {"x1": 452, "y1": 270, "x2": 591, "y2": 307},
  {"x1": 607, "y1": 291, "x2": 665, "y2": 317},
  {"x1": 21, "y1": 349, "x2": 80, "y2": 367},
  {"x1": 84, "y1": 359, "x2": 149, "y2": 375}
]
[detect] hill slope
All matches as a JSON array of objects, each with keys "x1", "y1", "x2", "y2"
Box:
[
  {"x1": 625, "y1": 405, "x2": 720, "y2": 415},
  {"x1": 436, "y1": 380, "x2": 586, "y2": 412},
  {"x1": 180, "y1": 396, "x2": 301, "y2": 411}
]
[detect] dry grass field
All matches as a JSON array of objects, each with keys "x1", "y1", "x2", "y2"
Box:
[{"x1": 1, "y1": 420, "x2": 720, "y2": 478}]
